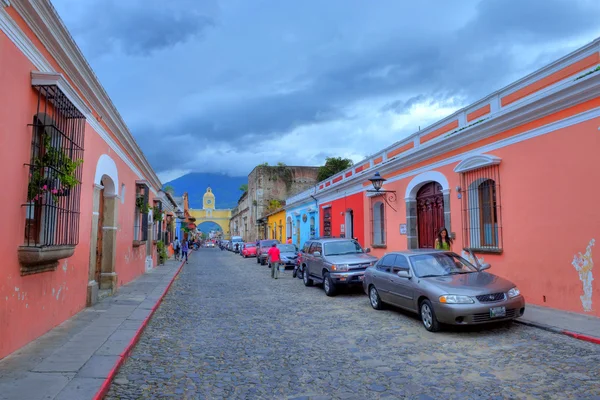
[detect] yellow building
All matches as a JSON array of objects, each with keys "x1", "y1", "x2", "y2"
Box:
[
  {"x1": 266, "y1": 208, "x2": 287, "y2": 243},
  {"x1": 189, "y1": 187, "x2": 232, "y2": 239}
]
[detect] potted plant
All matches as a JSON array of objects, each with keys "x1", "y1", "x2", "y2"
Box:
[
  {"x1": 27, "y1": 134, "x2": 83, "y2": 203},
  {"x1": 135, "y1": 196, "x2": 151, "y2": 214},
  {"x1": 152, "y1": 206, "x2": 162, "y2": 222}
]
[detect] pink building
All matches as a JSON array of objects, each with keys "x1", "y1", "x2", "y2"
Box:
[
  {"x1": 287, "y1": 37, "x2": 600, "y2": 318},
  {"x1": 0, "y1": 1, "x2": 173, "y2": 359}
]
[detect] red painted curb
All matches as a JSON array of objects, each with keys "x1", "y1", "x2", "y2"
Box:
[
  {"x1": 563, "y1": 330, "x2": 600, "y2": 345},
  {"x1": 93, "y1": 252, "x2": 192, "y2": 400}
]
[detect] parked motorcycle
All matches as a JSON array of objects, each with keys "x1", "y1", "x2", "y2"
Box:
[{"x1": 292, "y1": 254, "x2": 304, "y2": 279}]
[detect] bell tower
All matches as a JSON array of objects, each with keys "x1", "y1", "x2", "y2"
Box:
[{"x1": 203, "y1": 187, "x2": 216, "y2": 210}]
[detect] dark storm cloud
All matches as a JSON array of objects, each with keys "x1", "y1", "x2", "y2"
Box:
[
  {"x1": 52, "y1": 0, "x2": 600, "y2": 177},
  {"x1": 71, "y1": 0, "x2": 217, "y2": 56}
]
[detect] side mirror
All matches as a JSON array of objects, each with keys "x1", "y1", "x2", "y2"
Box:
[
  {"x1": 479, "y1": 263, "x2": 491, "y2": 271},
  {"x1": 397, "y1": 270, "x2": 411, "y2": 279},
  {"x1": 365, "y1": 248, "x2": 371, "y2": 253},
  {"x1": 313, "y1": 251, "x2": 321, "y2": 257}
]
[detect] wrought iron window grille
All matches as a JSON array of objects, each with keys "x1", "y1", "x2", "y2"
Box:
[
  {"x1": 459, "y1": 165, "x2": 503, "y2": 253},
  {"x1": 23, "y1": 85, "x2": 85, "y2": 249}
]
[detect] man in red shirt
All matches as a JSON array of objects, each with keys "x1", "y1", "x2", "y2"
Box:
[{"x1": 268, "y1": 243, "x2": 281, "y2": 279}]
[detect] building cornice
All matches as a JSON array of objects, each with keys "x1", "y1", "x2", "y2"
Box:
[
  {"x1": 286, "y1": 71, "x2": 600, "y2": 206},
  {"x1": 9, "y1": 0, "x2": 161, "y2": 191}
]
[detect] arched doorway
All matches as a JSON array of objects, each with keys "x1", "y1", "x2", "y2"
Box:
[
  {"x1": 416, "y1": 182, "x2": 444, "y2": 248},
  {"x1": 88, "y1": 155, "x2": 119, "y2": 306}
]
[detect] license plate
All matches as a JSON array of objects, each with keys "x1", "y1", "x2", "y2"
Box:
[{"x1": 490, "y1": 306, "x2": 506, "y2": 318}]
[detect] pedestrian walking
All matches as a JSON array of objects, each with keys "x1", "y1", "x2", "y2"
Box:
[
  {"x1": 268, "y1": 243, "x2": 281, "y2": 279},
  {"x1": 181, "y1": 239, "x2": 189, "y2": 264},
  {"x1": 286, "y1": 237, "x2": 292, "y2": 244},
  {"x1": 173, "y1": 236, "x2": 181, "y2": 261}
]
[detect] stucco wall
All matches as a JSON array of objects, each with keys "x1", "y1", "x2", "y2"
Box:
[{"x1": 0, "y1": 30, "x2": 154, "y2": 359}]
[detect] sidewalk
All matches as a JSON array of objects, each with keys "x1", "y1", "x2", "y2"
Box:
[
  {"x1": 0, "y1": 256, "x2": 186, "y2": 400},
  {"x1": 516, "y1": 303, "x2": 600, "y2": 344}
]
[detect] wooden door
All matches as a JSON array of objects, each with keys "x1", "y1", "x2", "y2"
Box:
[
  {"x1": 95, "y1": 186, "x2": 104, "y2": 283},
  {"x1": 417, "y1": 182, "x2": 444, "y2": 248}
]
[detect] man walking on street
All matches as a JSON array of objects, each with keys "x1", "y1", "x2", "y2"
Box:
[
  {"x1": 181, "y1": 239, "x2": 189, "y2": 264},
  {"x1": 173, "y1": 236, "x2": 181, "y2": 261},
  {"x1": 268, "y1": 243, "x2": 281, "y2": 279}
]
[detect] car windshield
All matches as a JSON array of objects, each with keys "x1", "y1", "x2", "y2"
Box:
[
  {"x1": 409, "y1": 253, "x2": 478, "y2": 278},
  {"x1": 323, "y1": 240, "x2": 363, "y2": 256},
  {"x1": 277, "y1": 244, "x2": 296, "y2": 252},
  {"x1": 245, "y1": 243, "x2": 255, "y2": 247},
  {"x1": 261, "y1": 240, "x2": 277, "y2": 247}
]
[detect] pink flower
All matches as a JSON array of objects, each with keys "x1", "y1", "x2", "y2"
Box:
[
  {"x1": 42, "y1": 185, "x2": 48, "y2": 190},
  {"x1": 52, "y1": 189, "x2": 58, "y2": 194}
]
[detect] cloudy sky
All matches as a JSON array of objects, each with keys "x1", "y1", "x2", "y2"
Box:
[{"x1": 51, "y1": 0, "x2": 600, "y2": 182}]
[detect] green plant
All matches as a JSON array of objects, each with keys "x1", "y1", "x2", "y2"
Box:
[
  {"x1": 267, "y1": 199, "x2": 282, "y2": 212},
  {"x1": 152, "y1": 206, "x2": 162, "y2": 222},
  {"x1": 164, "y1": 185, "x2": 175, "y2": 194},
  {"x1": 575, "y1": 65, "x2": 600, "y2": 81},
  {"x1": 317, "y1": 157, "x2": 353, "y2": 182},
  {"x1": 156, "y1": 241, "x2": 168, "y2": 264},
  {"x1": 445, "y1": 118, "x2": 488, "y2": 138},
  {"x1": 239, "y1": 184, "x2": 248, "y2": 192},
  {"x1": 27, "y1": 134, "x2": 83, "y2": 203},
  {"x1": 135, "y1": 196, "x2": 151, "y2": 213}
]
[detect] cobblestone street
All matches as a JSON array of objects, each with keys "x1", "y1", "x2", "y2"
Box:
[{"x1": 106, "y1": 249, "x2": 600, "y2": 400}]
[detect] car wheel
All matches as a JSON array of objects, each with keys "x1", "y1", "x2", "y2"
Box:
[
  {"x1": 303, "y1": 269, "x2": 313, "y2": 286},
  {"x1": 420, "y1": 299, "x2": 440, "y2": 332},
  {"x1": 323, "y1": 272, "x2": 336, "y2": 296},
  {"x1": 369, "y1": 286, "x2": 384, "y2": 310},
  {"x1": 292, "y1": 269, "x2": 297, "y2": 278}
]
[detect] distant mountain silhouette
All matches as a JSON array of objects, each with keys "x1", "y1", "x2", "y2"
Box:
[{"x1": 164, "y1": 173, "x2": 247, "y2": 209}]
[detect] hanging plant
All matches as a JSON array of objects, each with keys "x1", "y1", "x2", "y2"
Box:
[
  {"x1": 135, "y1": 196, "x2": 151, "y2": 214},
  {"x1": 27, "y1": 134, "x2": 83, "y2": 203},
  {"x1": 152, "y1": 206, "x2": 162, "y2": 222}
]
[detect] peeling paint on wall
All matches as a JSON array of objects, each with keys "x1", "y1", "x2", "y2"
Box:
[
  {"x1": 62, "y1": 260, "x2": 68, "y2": 272},
  {"x1": 461, "y1": 250, "x2": 484, "y2": 266},
  {"x1": 572, "y1": 239, "x2": 595, "y2": 312}
]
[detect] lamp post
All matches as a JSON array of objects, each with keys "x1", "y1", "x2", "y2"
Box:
[{"x1": 367, "y1": 171, "x2": 397, "y2": 212}]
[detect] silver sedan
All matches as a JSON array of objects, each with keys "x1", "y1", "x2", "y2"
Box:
[{"x1": 363, "y1": 250, "x2": 525, "y2": 332}]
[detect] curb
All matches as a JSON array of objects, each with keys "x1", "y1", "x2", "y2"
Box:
[
  {"x1": 515, "y1": 319, "x2": 600, "y2": 345},
  {"x1": 92, "y1": 252, "x2": 192, "y2": 400}
]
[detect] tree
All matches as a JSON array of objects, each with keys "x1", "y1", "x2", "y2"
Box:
[
  {"x1": 239, "y1": 184, "x2": 248, "y2": 192},
  {"x1": 164, "y1": 185, "x2": 175, "y2": 194},
  {"x1": 317, "y1": 157, "x2": 353, "y2": 181}
]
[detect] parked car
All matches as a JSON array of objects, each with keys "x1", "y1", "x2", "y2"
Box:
[
  {"x1": 256, "y1": 239, "x2": 279, "y2": 265},
  {"x1": 302, "y1": 238, "x2": 378, "y2": 296},
  {"x1": 274, "y1": 243, "x2": 298, "y2": 269},
  {"x1": 242, "y1": 243, "x2": 257, "y2": 258},
  {"x1": 363, "y1": 250, "x2": 525, "y2": 332}
]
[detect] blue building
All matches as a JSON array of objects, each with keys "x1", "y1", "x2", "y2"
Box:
[{"x1": 285, "y1": 188, "x2": 319, "y2": 248}]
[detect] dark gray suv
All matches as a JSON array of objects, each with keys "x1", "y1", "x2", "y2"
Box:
[{"x1": 302, "y1": 238, "x2": 378, "y2": 296}]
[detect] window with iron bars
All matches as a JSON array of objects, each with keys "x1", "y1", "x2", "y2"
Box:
[
  {"x1": 371, "y1": 200, "x2": 386, "y2": 246},
  {"x1": 23, "y1": 85, "x2": 85, "y2": 248},
  {"x1": 460, "y1": 164, "x2": 503, "y2": 252},
  {"x1": 153, "y1": 199, "x2": 162, "y2": 242},
  {"x1": 134, "y1": 183, "x2": 149, "y2": 242}
]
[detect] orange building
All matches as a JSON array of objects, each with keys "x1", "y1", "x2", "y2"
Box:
[
  {"x1": 0, "y1": 2, "x2": 170, "y2": 359},
  {"x1": 287, "y1": 37, "x2": 600, "y2": 317}
]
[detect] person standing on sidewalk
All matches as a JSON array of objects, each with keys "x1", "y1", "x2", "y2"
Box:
[
  {"x1": 173, "y1": 236, "x2": 181, "y2": 261},
  {"x1": 181, "y1": 239, "x2": 189, "y2": 264},
  {"x1": 268, "y1": 243, "x2": 281, "y2": 279}
]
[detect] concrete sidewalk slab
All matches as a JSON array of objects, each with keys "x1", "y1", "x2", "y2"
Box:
[
  {"x1": 0, "y1": 256, "x2": 186, "y2": 400},
  {"x1": 517, "y1": 303, "x2": 600, "y2": 344}
]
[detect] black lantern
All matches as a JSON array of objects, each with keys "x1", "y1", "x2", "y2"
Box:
[
  {"x1": 176, "y1": 209, "x2": 184, "y2": 218},
  {"x1": 369, "y1": 172, "x2": 386, "y2": 191}
]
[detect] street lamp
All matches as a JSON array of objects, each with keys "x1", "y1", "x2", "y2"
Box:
[
  {"x1": 176, "y1": 210, "x2": 184, "y2": 219},
  {"x1": 367, "y1": 171, "x2": 397, "y2": 212},
  {"x1": 368, "y1": 172, "x2": 386, "y2": 192}
]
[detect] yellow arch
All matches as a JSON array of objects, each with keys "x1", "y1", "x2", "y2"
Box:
[{"x1": 189, "y1": 208, "x2": 232, "y2": 239}]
